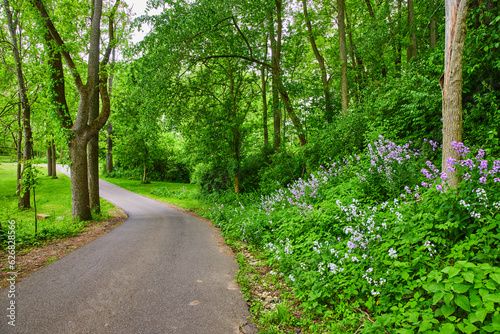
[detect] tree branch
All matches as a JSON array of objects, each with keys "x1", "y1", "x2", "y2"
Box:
[
  {"x1": 231, "y1": 16, "x2": 253, "y2": 59},
  {"x1": 100, "y1": 0, "x2": 120, "y2": 67},
  {"x1": 196, "y1": 55, "x2": 271, "y2": 69},
  {"x1": 32, "y1": 0, "x2": 83, "y2": 90}
]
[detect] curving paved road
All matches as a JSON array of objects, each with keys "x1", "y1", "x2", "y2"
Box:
[{"x1": 1, "y1": 167, "x2": 255, "y2": 334}]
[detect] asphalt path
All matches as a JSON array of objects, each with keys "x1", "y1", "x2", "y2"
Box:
[{"x1": 1, "y1": 166, "x2": 255, "y2": 333}]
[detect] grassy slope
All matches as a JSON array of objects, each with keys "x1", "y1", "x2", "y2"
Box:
[{"x1": 0, "y1": 162, "x2": 117, "y2": 247}]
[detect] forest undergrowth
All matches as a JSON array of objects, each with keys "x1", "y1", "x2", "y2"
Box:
[{"x1": 206, "y1": 137, "x2": 500, "y2": 333}]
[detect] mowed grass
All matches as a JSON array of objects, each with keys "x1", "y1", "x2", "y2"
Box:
[
  {"x1": 100, "y1": 176, "x2": 209, "y2": 215},
  {"x1": 0, "y1": 161, "x2": 117, "y2": 249}
]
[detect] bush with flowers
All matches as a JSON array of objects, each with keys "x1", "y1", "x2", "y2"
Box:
[{"x1": 207, "y1": 137, "x2": 500, "y2": 333}]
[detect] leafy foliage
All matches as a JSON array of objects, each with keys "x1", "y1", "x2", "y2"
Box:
[{"x1": 206, "y1": 139, "x2": 500, "y2": 332}]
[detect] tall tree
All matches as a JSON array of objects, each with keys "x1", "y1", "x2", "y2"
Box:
[
  {"x1": 441, "y1": 0, "x2": 470, "y2": 188},
  {"x1": 106, "y1": 49, "x2": 116, "y2": 174},
  {"x1": 301, "y1": 0, "x2": 333, "y2": 122},
  {"x1": 33, "y1": 0, "x2": 119, "y2": 220},
  {"x1": 338, "y1": 0, "x2": 349, "y2": 114},
  {"x1": 2, "y1": 0, "x2": 33, "y2": 209},
  {"x1": 407, "y1": 0, "x2": 417, "y2": 61}
]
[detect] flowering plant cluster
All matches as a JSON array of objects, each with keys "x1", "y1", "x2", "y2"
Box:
[{"x1": 206, "y1": 138, "x2": 500, "y2": 333}]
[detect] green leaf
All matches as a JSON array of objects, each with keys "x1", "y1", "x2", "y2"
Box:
[
  {"x1": 427, "y1": 282, "x2": 445, "y2": 293},
  {"x1": 457, "y1": 321, "x2": 479, "y2": 334},
  {"x1": 478, "y1": 263, "x2": 493, "y2": 270},
  {"x1": 479, "y1": 288, "x2": 490, "y2": 298},
  {"x1": 439, "y1": 323, "x2": 455, "y2": 334},
  {"x1": 468, "y1": 308, "x2": 488, "y2": 324},
  {"x1": 485, "y1": 279, "x2": 497, "y2": 290},
  {"x1": 452, "y1": 283, "x2": 471, "y2": 294},
  {"x1": 470, "y1": 294, "x2": 482, "y2": 307},
  {"x1": 456, "y1": 261, "x2": 476, "y2": 268},
  {"x1": 433, "y1": 291, "x2": 445, "y2": 305},
  {"x1": 408, "y1": 312, "x2": 420, "y2": 323},
  {"x1": 462, "y1": 271, "x2": 474, "y2": 283},
  {"x1": 441, "y1": 304, "x2": 456, "y2": 318},
  {"x1": 483, "y1": 324, "x2": 500, "y2": 333},
  {"x1": 490, "y1": 273, "x2": 500, "y2": 285},
  {"x1": 444, "y1": 292, "x2": 454, "y2": 305},
  {"x1": 485, "y1": 293, "x2": 500, "y2": 303},
  {"x1": 455, "y1": 295, "x2": 471, "y2": 312},
  {"x1": 442, "y1": 266, "x2": 460, "y2": 278}
]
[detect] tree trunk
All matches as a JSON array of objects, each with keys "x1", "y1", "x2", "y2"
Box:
[
  {"x1": 47, "y1": 143, "x2": 53, "y2": 176},
  {"x1": 277, "y1": 86, "x2": 307, "y2": 146},
  {"x1": 395, "y1": 0, "x2": 402, "y2": 71},
  {"x1": 69, "y1": 135, "x2": 92, "y2": 221},
  {"x1": 106, "y1": 121, "x2": 113, "y2": 173},
  {"x1": 441, "y1": 0, "x2": 469, "y2": 189},
  {"x1": 51, "y1": 140, "x2": 57, "y2": 178},
  {"x1": 301, "y1": 0, "x2": 333, "y2": 122},
  {"x1": 270, "y1": 11, "x2": 281, "y2": 151},
  {"x1": 364, "y1": 0, "x2": 375, "y2": 18},
  {"x1": 338, "y1": 0, "x2": 349, "y2": 114},
  {"x1": 16, "y1": 102, "x2": 22, "y2": 196},
  {"x1": 430, "y1": 1, "x2": 437, "y2": 49},
  {"x1": 87, "y1": 110, "x2": 100, "y2": 214},
  {"x1": 142, "y1": 157, "x2": 147, "y2": 183},
  {"x1": 261, "y1": 66, "x2": 269, "y2": 148},
  {"x1": 346, "y1": 11, "x2": 359, "y2": 101},
  {"x1": 87, "y1": 0, "x2": 102, "y2": 215},
  {"x1": 106, "y1": 48, "x2": 115, "y2": 174},
  {"x1": 2, "y1": 0, "x2": 32, "y2": 209},
  {"x1": 407, "y1": 0, "x2": 417, "y2": 62}
]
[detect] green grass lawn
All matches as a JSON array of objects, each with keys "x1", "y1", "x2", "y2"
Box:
[
  {"x1": 0, "y1": 161, "x2": 117, "y2": 249},
  {"x1": 100, "y1": 176, "x2": 210, "y2": 215}
]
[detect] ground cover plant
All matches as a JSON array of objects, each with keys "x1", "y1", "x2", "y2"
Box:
[
  {"x1": 206, "y1": 138, "x2": 500, "y2": 333},
  {"x1": 0, "y1": 162, "x2": 117, "y2": 250}
]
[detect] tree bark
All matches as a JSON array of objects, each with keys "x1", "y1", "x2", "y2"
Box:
[
  {"x1": 47, "y1": 143, "x2": 53, "y2": 176},
  {"x1": 301, "y1": 0, "x2": 333, "y2": 122},
  {"x1": 346, "y1": 11, "x2": 360, "y2": 101},
  {"x1": 441, "y1": 0, "x2": 469, "y2": 189},
  {"x1": 51, "y1": 140, "x2": 57, "y2": 178},
  {"x1": 106, "y1": 121, "x2": 113, "y2": 173},
  {"x1": 106, "y1": 49, "x2": 115, "y2": 173},
  {"x1": 2, "y1": 0, "x2": 32, "y2": 209},
  {"x1": 364, "y1": 0, "x2": 375, "y2": 18},
  {"x1": 430, "y1": 1, "x2": 437, "y2": 49},
  {"x1": 261, "y1": 66, "x2": 269, "y2": 148},
  {"x1": 395, "y1": 0, "x2": 402, "y2": 71},
  {"x1": 338, "y1": 0, "x2": 349, "y2": 114},
  {"x1": 407, "y1": 0, "x2": 417, "y2": 61},
  {"x1": 270, "y1": 10, "x2": 281, "y2": 151},
  {"x1": 16, "y1": 102, "x2": 22, "y2": 196},
  {"x1": 69, "y1": 132, "x2": 91, "y2": 220}
]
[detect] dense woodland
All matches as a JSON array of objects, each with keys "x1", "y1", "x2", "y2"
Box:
[{"x1": 1, "y1": 0, "x2": 500, "y2": 332}]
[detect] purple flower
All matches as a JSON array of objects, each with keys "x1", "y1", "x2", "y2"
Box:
[
  {"x1": 479, "y1": 177, "x2": 487, "y2": 184},
  {"x1": 436, "y1": 184, "x2": 443, "y2": 192},
  {"x1": 476, "y1": 149, "x2": 485, "y2": 160}
]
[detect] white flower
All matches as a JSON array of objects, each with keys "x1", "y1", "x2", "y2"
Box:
[{"x1": 388, "y1": 248, "x2": 397, "y2": 258}]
